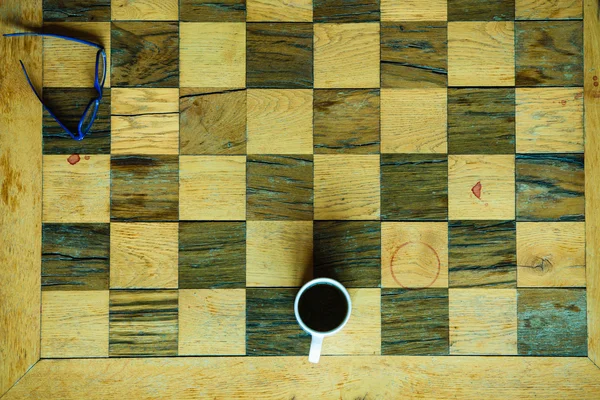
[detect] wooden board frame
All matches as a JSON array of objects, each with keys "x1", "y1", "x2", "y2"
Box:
[{"x1": 1, "y1": 0, "x2": 599, "y2": 397}]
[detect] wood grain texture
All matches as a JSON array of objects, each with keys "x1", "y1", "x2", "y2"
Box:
[
  {"x1": 314, "y1": 23, "x2": 379, "y2": 89},
  {"x1": 41, "y1": 291, "x2": 109, "y2": 358},
  {"x1": 448, "y1": 22, "x2": 515, "y2": 87},
  {"x1": 382, "y1": 288, "x2": 449, "y2": 355},
  {"x1": 314, "y1": 155, "x2": 380, "y2": 220},
  {"x1": 381, "y1": 154, "x2": 448, "y2": 221},
  {"x1": 110, "y1": 155, "x2": 179, "y2": 222},
  {"x1": 43, "y1": 155, "x2": 110, "y2": 223},
  {"x1": 247, "y1": 155, "x2": 313, "y2": 220},
  {"x1": 516, "y1": 88, "x2": 584, "y2": 153},
  {"x1": 382, "y1": 222, "x2": 448, "y2": 289},
  {"x1": 381, "y1": 0, "x2": 447, "y2": 21},
  {"x1": 180, "y1": 0, "x2": 246, "y2": 22},
  {"x1": 180, "y1": 88, "x2": 246, "y2": 155},
  {"x1": 448, "y1": 0, "x2": 514, "y2": 21},
  {"x1": 381, "y1": 22, "x2": 447, "y2": 88},
  {"x1": 247, "y1": 0, "x2": 312, "y2": 22},
  {"x1": 43, "y1": 22, "x2": 111, "y2": 87},
  {"x1": 246, "y1": 221, "x2": 313, "y2": 287},
  {"x1": 112, "y1": 0, "x2": 179, "y2": 20},
  {"x1": 247, "y1": 23, "x2": 313, "y2": 88},
  {"x1": 518, "y1": 288, "x2": 587, "y2": 356},
  {"x1": 517, "y1": 222, "x2": 585, "y2": 287},
  {"x1": 313, "y1": 221, "x2": 380, "y2": 287},
  {"x1": 111, "y1": 88, "x2": 179, "y2": 155},
  {"x1": 381, "y1": 88, "x2": 447, "y2": 153},
  {"x1": 516, "y1": 0, "x2": 582, "y2": 20},
  {"x1": 246, "y1": 288, "x2": 309, "y2": 355},
  {"x1": 110, "y1": 223, "x2": 178, "y2": 289},
  {"x1": 178, "y1": 289, "x2": 245, "y2": 355},
  {"x1": 449, "y1": 221, "x2": 516, "y2": 288},
  {"x1": 179, "y1": 222, "x2": 246, "y2": 289},
  {"x1": 448, "y1": 88, "x2": 515, "y2": 154},
  {"x1": 516, "y1": 21, "x2": 583, "y2": 87},
  {"x1": 109, "y1": 290, "x2": 178, "y2": 357},
  {"x1": 448, "y1": 155, "x2": 515, "y2": 220},
  {"x1": 247, "y1": 89, "x2": 313, "y2": 154},
  {"x1": 313, "y1": 0, "x2": 379, "y2": 22},
  {"x1": 314, "y1": 89, "x2": 380, "y2": 154},
  {"x1": 516, "y1": 154, "x2": 584, "y2": 221},
  {"x1": 43, "y1": 88, "x2": 111, "y2": 154},
  {"x1": 180, "y1": 23, "x2": 245, "y2": 88},
  {"x1": 44, "y1": 0, "x2": 111, "y2": 21},
  {"x1": 179, "y1": 156, "x2": 246, "y2": 221},
  {"x1": 42, "y1": 223, "x2": 110, "y2": 290},
  {"x1": 449, "y1": 289, "x2": 517, "y2": 355},
  {"x1": 111, "y1": 22, "x2": 178, "y2": 88}
]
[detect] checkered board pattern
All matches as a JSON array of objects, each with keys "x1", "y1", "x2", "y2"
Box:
[{"x1": 40, "y1": 0, "x2": 587, "y2": 358}]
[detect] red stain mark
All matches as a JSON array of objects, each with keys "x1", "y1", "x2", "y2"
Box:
[
  {"x1": 595, "y1": 82, "x2": 599, "y2": 87},
  {"x1": 574, "y1": 92, "x2": 583, "y2": 100},
  {"x1": 485, "y1": 202, "x2": 489, "y2": 207},
  {"x1": 84, "y1": 155, "x2": 90, "y2": 160},
  {"x1": 390, "y1": 241, "x2": 441, "y2": 289},
  {"x1": 594, "y1": 76, "x2": 598, "y2": 81},
  {"x1": 67, "y1": 154, "x2": 80, "y2": 165},
  {"x1": 560, "y1": 100, "x2": 567, "y2": 106},
  {"x1": 471, "y1": 181, "x2": 482, "y2": 200}
]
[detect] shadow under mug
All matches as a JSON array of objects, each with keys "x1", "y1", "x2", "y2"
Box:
[{"x1": 294, "y1": 278, "x2": 352, "y2": 363}]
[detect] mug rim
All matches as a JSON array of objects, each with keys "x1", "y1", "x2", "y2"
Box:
[{"x1": 294, "y1": 277, "x2": 352, "y2": 337}]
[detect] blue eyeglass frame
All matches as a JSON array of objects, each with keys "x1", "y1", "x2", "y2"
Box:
[{"x1": 3, "y1": 32, "x2": 107, "y2": 141}]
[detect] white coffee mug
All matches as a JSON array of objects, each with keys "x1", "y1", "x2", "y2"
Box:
[{"x1": 294, "y1": 278, "x2": 352, "y2": 363}]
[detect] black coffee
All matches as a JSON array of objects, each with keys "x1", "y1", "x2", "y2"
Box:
[{"x1": 298, "y1": 284, "x2": 348, "y2": 333}]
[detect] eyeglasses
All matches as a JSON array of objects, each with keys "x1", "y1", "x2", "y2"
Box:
[{"x1": 4, "y1": 32, "x2": 106, "y2": 141}]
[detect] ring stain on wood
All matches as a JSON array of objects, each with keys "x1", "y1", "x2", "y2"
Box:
[
  {"x1": 448, "y1": 0, "x2": 515, "y2": 21},
  {"x1": 313, "y1": 0, "x2": 380, "y2": 23},
  {"x1": 43, "y1": 0, "x2": 111, "y2": 21},
  {"x1": 180, "y1": 0, "x2": 246, "y2": 22}
]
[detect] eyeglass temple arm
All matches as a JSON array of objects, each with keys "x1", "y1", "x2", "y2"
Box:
[{"x1": 3, "y1": 32, "x2": 103, "y2": 49}]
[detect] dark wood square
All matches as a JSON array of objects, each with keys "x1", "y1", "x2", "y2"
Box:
[
  {"x1": 448, "y1": 88, "x2": 515, "y2": 154},
  {"x1": 448, "y1": 0, "x2": 515, "y2": 21},
  {"x1": 42, "y1": 223, "x2": 109, "y2": 290},
  {"x1": 247, "y1": 155, "x2": 313, "y2": 221},
  {"x1": 314, "y1": 221, "x2": 381, "y2": 288},
  {"x1": 381, "y1": 154, "x2": 448, "y2": 221},
  {"x1": 382, "y1": 288, "x2": 449, "y2": 355},
  {"x1": 516, "y1": 21, "x2": 583, "y2": 87},
  {"x1": 179, "y1": 222, "x2": 245, "y2": 289},
  {"x1": 313, "y1": 89, "x2": 380, "y2": 154},
  {"x1": 43, "y1": 88, "x2": 111, "y2": 155},
  {"x1": 180, "y1": 88, "x2": 246, "y2": 155},
  {"x1": 516, "y1": 154, "x2": 584, "y2": 221},
  {"x1": 111, "y1": 155, "x2": 179, "y2": 222},
  {"x1": 518, "y1": 288, "x2": 587, "y2": 356},
  {"x1": 247, "y1": 23, "x2": 313, "y2": 89},
  {"x1": 314, "y1": 0, "x2": 380, "y2": 22},
  {"x1": 246, "y1": 288, "x2": 310, "y2": 356},
  {"x1": 43, "y1": 0, "x2": 110, "y2": 21},
  {"x1": 381, "y1": 22, "x2": 447, "y2": 88},
  {"x1": 449, "y1": 221, "x2": 516, "y2": 288},
  {"x1": 180, "y1": 0, "x2": 245, "y2": 22},
  {"x1": 111, "y1": 22, "x2": 179, "y2": 88}
]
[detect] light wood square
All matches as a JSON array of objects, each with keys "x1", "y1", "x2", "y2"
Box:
[
  {"x1": 43, "y1": 155, "x2": 110, "y2": 223},
  {"x1": 381, "y1": 88, "x2": 447, "y2": 153},
  {"x1": 112, "y1": 88, "x2": 179, "y2": 155},
  {"x1": 516, "y1": 0, "x2": 582, "y2": 19},
  {"x1": 382, "y1": 222, "x2": 448, "y2": 289},
  {"x1": 43, "y1": 22, "x2": 111, "y2": 88},
  {"x1": 110, "y1": 223, "x2": 178, "y2": 289},
  {"x1": 381, "y1": 0, "x2": 447, "y2": 21},
  {"x1": 179, "y1": 289, "x2": 246, "y2": 355},
  {"x1": 180, "y1": 156, "x2": 246, "y2": 221},
  {"x1": 449, "y1": 289, "x2": 517, "y2": 355},
  {"x1": 448, "y1": 155, "x2": 515, "y2": 220},
  {"x1": 516, "y1": 88, "x2": 584, "y2": 153},
  {"x1": 247, "y1": 89, "x2": 313, "y2": 154},
  {"x1": 180, "y1": 23, "x2": 246, "y2": 88},
  {"x1": 314, "y1": 23, "x2": 380, "y2": 88},
  {"x1": 448, "y1": 22, "x2": 515, "y2": 87},
  {"x1": 323, "y1": 288, "x2": 381, "y2": 355},
  {"x1": 41, "y1": 291, "x2": 109, "y2": 358},
  {"x1": 517, "y1": 222, "x2": 585, "y2": 287},
  {"x1": 246, "y1": 221, "x2": 313, "y2": 287},
  {"x1": 247, "y1": 0, "x2": 312, "y2": 21},
  {"x1": 314, "y1": 155, "x2": 380, "y2": 220},
  {"x1": 112, "y1": 0, "x2": 178, "y2": 20}
]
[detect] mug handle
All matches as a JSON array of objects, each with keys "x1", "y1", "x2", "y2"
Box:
[{"x1": 308, "y1": 335, "x2": 323, "y2": 363}]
